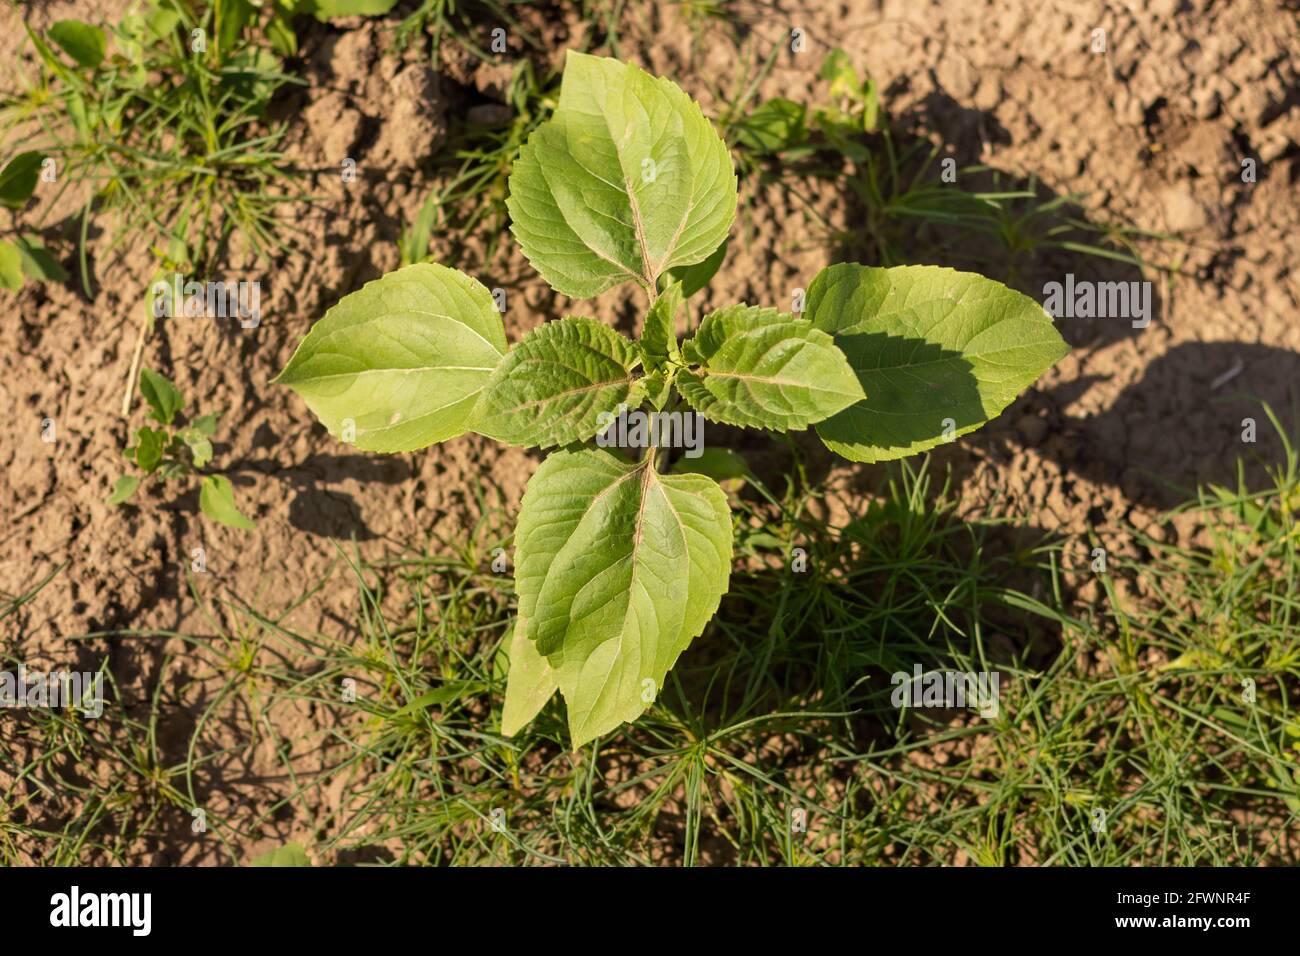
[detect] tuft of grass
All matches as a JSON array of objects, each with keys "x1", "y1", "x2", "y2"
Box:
[
  {"x1": 1, "y1": 1, "x2": 305, "y2": 289},
  {"x1": 711, "y1": 43, "x2": 1168, "y2": 287},
  {"x1": 6, "y1": 431, "x2": 1296, "y2": 865}
]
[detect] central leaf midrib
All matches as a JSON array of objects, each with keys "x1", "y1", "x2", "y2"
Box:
[{"x1": 702, "y1": 368, "x2": 856, "y2": 396}]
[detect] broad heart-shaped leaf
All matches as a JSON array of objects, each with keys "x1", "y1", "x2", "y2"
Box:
[
  {"x1": 677, "y1": 305, "x2": 864, "y2": 430},
  {"x1": 515, "y1": 449, "x2": 732, "y2": 747},
  {"x1": 472, "y1": 316, "x2": 643, "y2": 448},
  {"x1": 506, "y1": 51, "x2": 737, "y2": 298},
  {"x1": 807, "y1": 263, "x2": 1069, "y2": 462},
  {"x1": 275, "y1": 263, "x2": 507, "y2": 453},
  {"x1": 501, "y1": 618, "x2": 559, "y2": 737},
  {"x1": 640, "y1": 280, "x2": 683, "y2": 373}
]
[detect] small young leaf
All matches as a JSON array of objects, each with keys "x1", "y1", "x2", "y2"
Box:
[
  {"x1": 132, "y1": 427, "x2": 167, "y2": 473},
  {"x1": 507, "y1": 51, "x2": 737, "y2": 298},
  {"x1": 275, "y1": 263, "x2": 507, "y2": 453},
  {"x1": 515, "y1": 449, "x2": 732, "y2": 747},
  {"x1": 662, "y1": 239, "x2": 728, "y2": 299},
  {"x1": 105, "y1": 474, "x2": 141, "y2": 506},
  {"x1": 190, "y1": 412, "x2": 220, "y2": 437},
  {"x1": 641, "y1": 281, "x2": 684, "y2": 373},
  {"x1": 677, "y1": 305, "x2": 864, "y2": 431},
  {"x1": 184, "y1": 435, "x2": 214, "y2": 468},
  {"x1": 0, "y1": 242, "x2": 22, "y2": 291},
  {"x1": 138, "y1": 368, "x2": 184, "y2": 425},
  {"x1": 199, "y1": 475, "x2": 255, "y2": 529},
  {"x1": 0, "y1": 152, "x2": 44, "y2": 210},
  {"x1": 501, "y1": 619, "x2": 559, "y2": 737},
  {"x1": 47, "y1": 20, "x2": 107, "y2": 70},
  {"x1": 820, "y1": 49, "x2": 862, "y2": 100},
  {"x1": 641, "y1": 371, "x2": 672, "y2": 410},
  {"x1": 13, "y1": 236, "x2": 68, "y2": 283},
  {"x1": 473, "y1": 317, "x2": 644, "y2": 449},
  {"x1": 807, "y1": 264, "x2": 1069, "y2": 462}
]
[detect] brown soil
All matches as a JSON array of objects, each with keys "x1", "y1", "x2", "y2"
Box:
[{"x1": 3, "y1": 0, "x2": 1299, "y2": 863}]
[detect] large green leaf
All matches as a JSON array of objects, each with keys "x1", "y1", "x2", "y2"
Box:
[
  {"x1": 515, "y1": 449, "x2": 732, "y2": 747},
  {"x1": 472, "y1": 316, "x2": 643, "y2": 448},
  {"x1": 677, "y1": 305, "x2": 864, "y2": 430},
  {"x1": 500, "y1": 618, "x2": 559, "y2": 737},
  {"x1": 275, "y1": 264, "x2": 507, "y2": 453},
  {"x1": 808, "y1": 264, "x2": 1069, "y2": 462},
  {"x1": 506, "y1": 51, "x2": 737, "y2": 298}
]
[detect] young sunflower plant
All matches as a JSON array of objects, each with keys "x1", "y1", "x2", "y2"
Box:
[{"x1": 276, "y1": 52, "x2": 1068, "y2": 748}]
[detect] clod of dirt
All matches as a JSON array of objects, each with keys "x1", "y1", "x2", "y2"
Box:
[
  {"x1": 304, "y1": 91, "x2": 365, "y2": 160},
  {"x1": 368, "y1": 65, "x2": 448, "y2": 170}
]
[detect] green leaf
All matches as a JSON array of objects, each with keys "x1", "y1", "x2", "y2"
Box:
[
  {"x1": 190, "y1": 413, "x2": 220, "y2": 437},
  {"x1": 216, "y1": 0, "x2": 254, "y2": 55},
  {"x1": 641, "y1": 281, "x2": 683, "y2": 373},
  {"x1": 249, "y1": 842, "x2": 310, "y2": 867},
  {"x1": 144, "y1": 7, "x2": 182, "y2": 40},
  {"x1": 105, "y1": 474, "x2": 141, "y2": 506},
  {"x1": 820, "y1": 49, "x2": 862, "y2": 100},
  {"x1": 131, "y1": 427, "x2": 167, "y2": 473},
  {"x1": 0, "y1": 242, "x2": 22, "y2": 291},
  {"x1": 275, "y1": 263, "x2": 507, "y2": 453},
  {"x1": 24, "y1": 24, "x2": 67, "y2": 76},
  {"x1": 13, "y1": 236, "x2": 68, "y2": 283},
  {"x1": 807, "y1": 263, "x2": 1069, "y2": 462},
  {"x1": 734, "y1": 99, "x2": 807, "y2": 154},
  {"x1": 641, "y1": 371, "x2": 671, "y2": 410},
  {"x1": 506, "y1": 51, "x2": 737, "y2": 298},
  {"x1": 304, "y1": 0, "x2": 400, "y2": 19},
  {"x1": 199, "y1": 475, "x2": 255, "y2": 529},
  {"x1": 662, "y1": 238, "x2": 728, "y2": 299},
  {"x1": 501, "y1": 619, "x2": 559, "y2": 737},
  {"x1": 0, "y1": 152, "x2": 44, "y2": 210},
  {"x1": 47, "y1": 20, "x2": 107, "y2": 70},
  {"x1": 183, "y1": 433, "x2": 213, "y2": 468},
  {"x1": 138, "y1": 368, "x2": 184, "y2": 425},
  {"x1": 515, "y1": 449, "x2": 732, "y2": 747},
  {"x1": 472, "y1": 317, "x2": 643, "y2": 449},
  {"x1": 671, "y1": 447, "x2": 749, "y2": 485},
  {"x1": 677, "y1": 305, "x2": 864, "y2": 431}
]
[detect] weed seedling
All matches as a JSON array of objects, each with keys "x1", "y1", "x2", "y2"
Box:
[
  {"x1": 277, "y1": 51, "x2": 1069, "y2": 747},
  {"x1": 108, "y1": 368, "x2": 254, "y2": 530}
]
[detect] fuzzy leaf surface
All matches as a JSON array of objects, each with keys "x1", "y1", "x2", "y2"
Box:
[
  {"x1": 473, "y1": 316, "x2": 642, "y2": 448},
  {"x1": 514, "y1": 449, "x2": 732, "y2": 747},
  {"x1": 677, "y1": 305, "x2": 864, "y2": 430},
  {"x1": 507, "y1": 51, "x2": 737, "y2": 298},
  {"x1": 807, "y1": 264, "x2": 1069, "y2": 462},
  {"x1": 275, "y1": 263, "x2": 507, "y2": 453}
]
